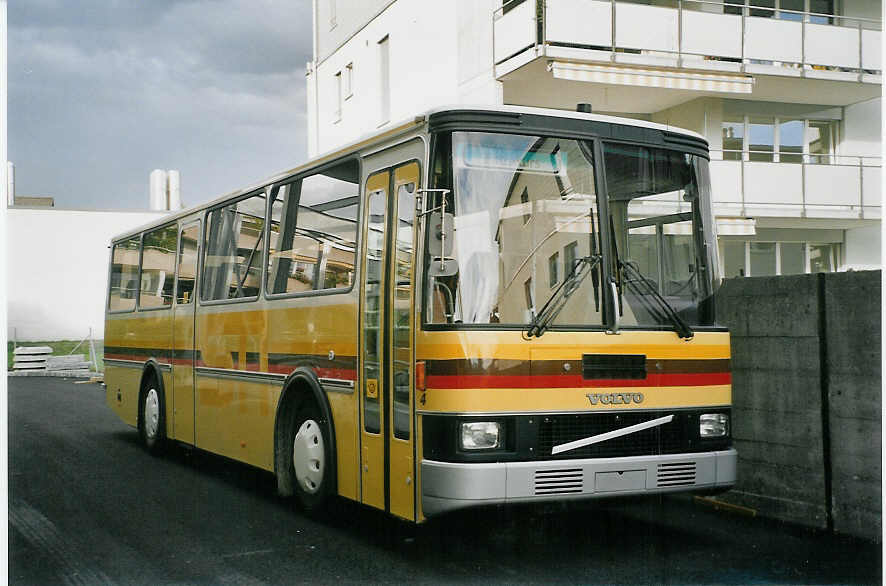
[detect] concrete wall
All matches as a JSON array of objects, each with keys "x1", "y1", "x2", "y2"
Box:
[
  {"x1": 842, "y1": 97, "x2": 882, "y2": 159},
  {"x1": 7, "y1": 207, "x2": 169, "y2": 341},
  {"x1": 716, "y1": 271, "x2": 881, "y2": 541}
]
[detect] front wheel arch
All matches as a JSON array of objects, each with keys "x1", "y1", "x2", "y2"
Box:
[
  {"x1": 138, "y1": 361, "x2": 167, "y2": 454},
  {"x1": 273, "y1": 368, "x2": 338, "y2": 500}
]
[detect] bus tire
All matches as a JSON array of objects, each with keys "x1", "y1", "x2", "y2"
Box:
[
  {"x1": 290, "y1": 401, "x2": 331, "y2": 513},
  {"x1": 138, "y1": 372, "x2": 166, "y2": 455}
]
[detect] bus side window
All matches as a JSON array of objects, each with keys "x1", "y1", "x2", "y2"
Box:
[
  {"x1": 176, "y1": 223, "x2": 200, "y2": 304},
  {"x1": 203, "y1": 192, "x2": 267, "y2": 301},
  {"x1": 140, "y1": 224, "x2": 177, "y2": 308},
  {"x1": 267, "y1": 159, "x2": 359, "y2": 296},
  {"x1": 109, "y1": 236, "x2": 141, "y2": 311}
]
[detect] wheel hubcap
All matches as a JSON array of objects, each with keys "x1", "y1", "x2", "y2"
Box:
[
  {"x1": 293, "y1": 419, "x2": 325, "y2": 494},
  {"x1": 144, "y1": 389, "x2": 159, "y2": 439}
]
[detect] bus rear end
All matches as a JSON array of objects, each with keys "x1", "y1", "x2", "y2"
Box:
[{"x1": 415, "y1": 111, "x2": 735, "y2": 517}]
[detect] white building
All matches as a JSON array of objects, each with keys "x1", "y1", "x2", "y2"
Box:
[{"x1": 306, "y1": 0, "x2": 881, "y2": 275}]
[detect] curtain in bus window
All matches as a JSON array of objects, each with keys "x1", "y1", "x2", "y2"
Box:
[
  {"x1": 109, "y1": 236, "x2": 141, "y2": 311},
  {"x1": 267, "y1": 163, "x2": 358, "y2": 295},
  {"x1": 140, "y1": 224, "x2": 177, "y2": 308},
  {"x1": 203, "y1": 193, "x2": 267, "y2": 301}
]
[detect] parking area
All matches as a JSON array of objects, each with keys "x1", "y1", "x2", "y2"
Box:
[{"x1": 8, "y1": 376, "x2": 882, "y2": 584}]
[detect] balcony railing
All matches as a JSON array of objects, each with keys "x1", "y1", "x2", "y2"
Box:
[
  {"x1": 494, "y1": 0, "x2": 882, "y2": 79},
  {"x1": 708, "y1": 150, "x2": 881, "y2": 218}
]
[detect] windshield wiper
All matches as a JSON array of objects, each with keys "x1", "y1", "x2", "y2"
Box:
[
  {"x1": 526, "y1": 254, "x2": 602, "y2": 338},
  {"x1": 619, "y1": 260, "x2": 694, "y2": 340}
]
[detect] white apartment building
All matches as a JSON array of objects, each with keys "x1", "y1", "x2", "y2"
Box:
[{"x1": 306, "y1": 0, "x2": 882, "y2": 276}]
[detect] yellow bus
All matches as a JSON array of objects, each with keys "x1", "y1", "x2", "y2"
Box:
[{"x1": 104, "y1": 105, "x2": 735, "y2": 522}]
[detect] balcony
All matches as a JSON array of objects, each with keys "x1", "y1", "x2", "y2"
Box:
[
  {"x1": 493, "y1": 0, "x2": 882, "y2": 110},
  {"x1": 709, "y1": 152, "x2": 881, "y2": 219}
]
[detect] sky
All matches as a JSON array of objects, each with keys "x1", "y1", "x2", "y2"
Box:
[{"x1": 8, "y1": 0, "x2": 313, "y2": 210}]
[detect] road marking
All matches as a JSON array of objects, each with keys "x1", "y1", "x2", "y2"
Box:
[{"x1": 9, "y1": 499, "x2": 113, "y2": 585}]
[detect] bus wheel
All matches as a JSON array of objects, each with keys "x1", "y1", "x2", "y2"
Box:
[
  {"x1": 139, "y1": 374, "x2": 166, "y2": 455},
  {"x1": 291, "y1": 402, "x2": 330, "y2": 512}
]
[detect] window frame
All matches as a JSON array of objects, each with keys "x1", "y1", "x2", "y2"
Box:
[
  {"x1": 107, "y1": 233, "x2": 144, "y2": 314},
  {"x1": 200, "y1": 187, "x2": 271, "y2": 307},
  {"x1": 174, "y1": 219, "x2": 202, "y2": 307},
  {"x1": 137, "y1": 221, "x2": 179, "y2": 312},
  {"x1": 263, "y1": 155, "x2": 362, "y2": 301}
]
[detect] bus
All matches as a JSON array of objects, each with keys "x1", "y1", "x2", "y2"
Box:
[{"x1": 104, "y1": 105, "x2": 735, "y2": 522}]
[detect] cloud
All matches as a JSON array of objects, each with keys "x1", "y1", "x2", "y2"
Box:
[{"x1": 8, "y1": 0, "x2": 313, "y2": 210}]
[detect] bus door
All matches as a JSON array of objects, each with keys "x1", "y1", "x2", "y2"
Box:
[
  {"x1": 172, "y1": 220, "x2": 200, "y2": 445},
  {"x1": 359, "y1": 154, "x2": 421, "y2": 521}
]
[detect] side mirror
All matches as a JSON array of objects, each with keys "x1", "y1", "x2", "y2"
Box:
[
  {"x1": 428, "y1": 258, "x2": 459, "y2": 277},
  {"x1": 427, "y1": 211, "x2": 454, "y2": 257}
]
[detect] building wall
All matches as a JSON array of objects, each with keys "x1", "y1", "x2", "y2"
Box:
[
  {"x1": 314, "y1": 0, "x2": 394, "y2": 63},
  {"x1": 844, "y1": 224, "x2": 882, "y2": 269},
  {"x1": 716, "y1": 271, "x2": 882, "y2": 541},
  {"x1": 7, "y1": 208, "x2": 169, "y2": 341},
  {"x1": 308, "y1": 0, "x2": 461, "y2": 156},
  {"x1": 842, "y1": 97, "x2": 882, "y2": 158}
]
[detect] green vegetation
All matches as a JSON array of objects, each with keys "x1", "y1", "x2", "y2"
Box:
[{"x1": 7, "y1": 340, "x2": 104, "y2": 372}]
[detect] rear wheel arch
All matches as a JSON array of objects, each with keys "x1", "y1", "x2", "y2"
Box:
[{"x1": 274, "y1": 368, "x2": 338, "y2": 499}]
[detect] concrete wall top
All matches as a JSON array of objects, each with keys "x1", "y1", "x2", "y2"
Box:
[{"x1": 7, "y1": 208, "x2": 170, "y2": 341}]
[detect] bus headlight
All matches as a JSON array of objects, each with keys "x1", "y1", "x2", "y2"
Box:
[
  {"x1": 699, "y1": 413, "x2": 729, "y2": 437},
  {"x1": 460, "y1": 421, "x2": 501, "y2": 450}
]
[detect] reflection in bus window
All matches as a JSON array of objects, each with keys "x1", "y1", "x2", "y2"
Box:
[
  {"x1": 176, "y1": 223, "x2": 200, "y2": 304},
  {"x1": 426, "y1": 132, "x2": 602, "y2": 327},
  {"x1": 392, "y1": 180, "x2": 415, "y2": 441},
  {"x1": 363, "y1": 189, "x2": 386, "y2": 434},
  {"x1": 203, "y1": 193, "x2": 267, "y2": 301},
  {"x1": 109, "y1": 236, "x2": 141, "y2": 311},
  {"x1": 140, "y1": 224, "x2": 177, "y2": 308},
  {"x1": 267, "y1": 161, "x2": 359, "y2": 295}
]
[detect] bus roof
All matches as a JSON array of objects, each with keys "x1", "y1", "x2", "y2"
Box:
[{"x1": 109, "y1": 105, "x2": 706, "y2": 243}]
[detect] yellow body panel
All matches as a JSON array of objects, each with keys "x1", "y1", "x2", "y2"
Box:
[
  {"x1": 415, "y1": 330, "x2": 731, "y2": 414},
  {"x1": 415, "y1": 330, "x2": 730, "y2": 361},
  {"x1": 421, "y1": 385, "x2": 731, "y2": 413}
]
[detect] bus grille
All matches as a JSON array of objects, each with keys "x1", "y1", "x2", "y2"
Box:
[
  {"x1": 538, "y1": 412, "x2": 691, "y2": 460},
  {"x1": 657, "y1": 462, "x2": 697, "y2": 487},
  {"x1": 534, "y1": 468, "x2": 583, "y2": 495}
]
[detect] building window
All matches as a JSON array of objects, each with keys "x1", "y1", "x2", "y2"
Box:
[
  {"x1": 722, "y1": 115, "x2": 836, "y2": 164},
  {"x1": 808, "y1": 120, "x2": 835, "y2": 164},
  {"x1": 778, "y1": 119, "x2": 804, "y2": 163},
  {"x1": 722, "y1": 240, "x2": 841, "y2": 277},
  {"x1": 344, "y1": 62, "x2": 353, "y2": 99},
  {"x1": 749, "y1": 242, "x2": 777, "y2": 276},
  {"x1": 723, "y1": 0, "x2": 834, "y2": 21},
  {"x1": 564, "y1": 241, "x2": 579, "y2": 276},
  {"x1": 524, "y1": 277, "x2": 535, "y2": 315},
  {"x1": 520, "y1": 187, "x2": 530, "y2": 224},
  {"x1": 334, "y1": 71, "x2": 342, "y2": 122},
  {"x1": 809, "y1": 243, "x2": 838, "y2": 273},
  {"x1": 748, "y1": 117, "x2": 775, "y2": 162},
  {"x1": 780, "y1": 242, "x2": 805, "y2": 275},
  {"x1": 549, "y1": 251, "x2": 560, "y2": 288},
  {"x1": 722, "y1": 116, "x2": 744, "y2": 161},
  {"x1": 378, "y1": 36, "x2": 390, "y2": 125}
]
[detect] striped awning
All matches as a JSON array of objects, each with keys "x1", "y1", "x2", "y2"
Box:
[{"x1": 549, "y1": 61, "x2": 755, "y2": 94}]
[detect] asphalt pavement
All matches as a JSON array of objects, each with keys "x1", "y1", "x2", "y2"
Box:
[{"x1": 8, "y1": 376, "x2": 882, "y2": 584}]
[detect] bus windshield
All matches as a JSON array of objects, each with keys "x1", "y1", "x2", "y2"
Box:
[{"x1": 425, "y1": 131, "x2": 719, "y2": 330}]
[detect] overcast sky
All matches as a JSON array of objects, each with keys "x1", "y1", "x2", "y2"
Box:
[{"x1": 8, "y1": 0, "x2": 313, "y2": 210}]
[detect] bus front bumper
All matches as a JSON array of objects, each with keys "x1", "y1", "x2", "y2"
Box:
[{"x1": 421, "y1": 449, "x2": 737, "y2": 517}]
